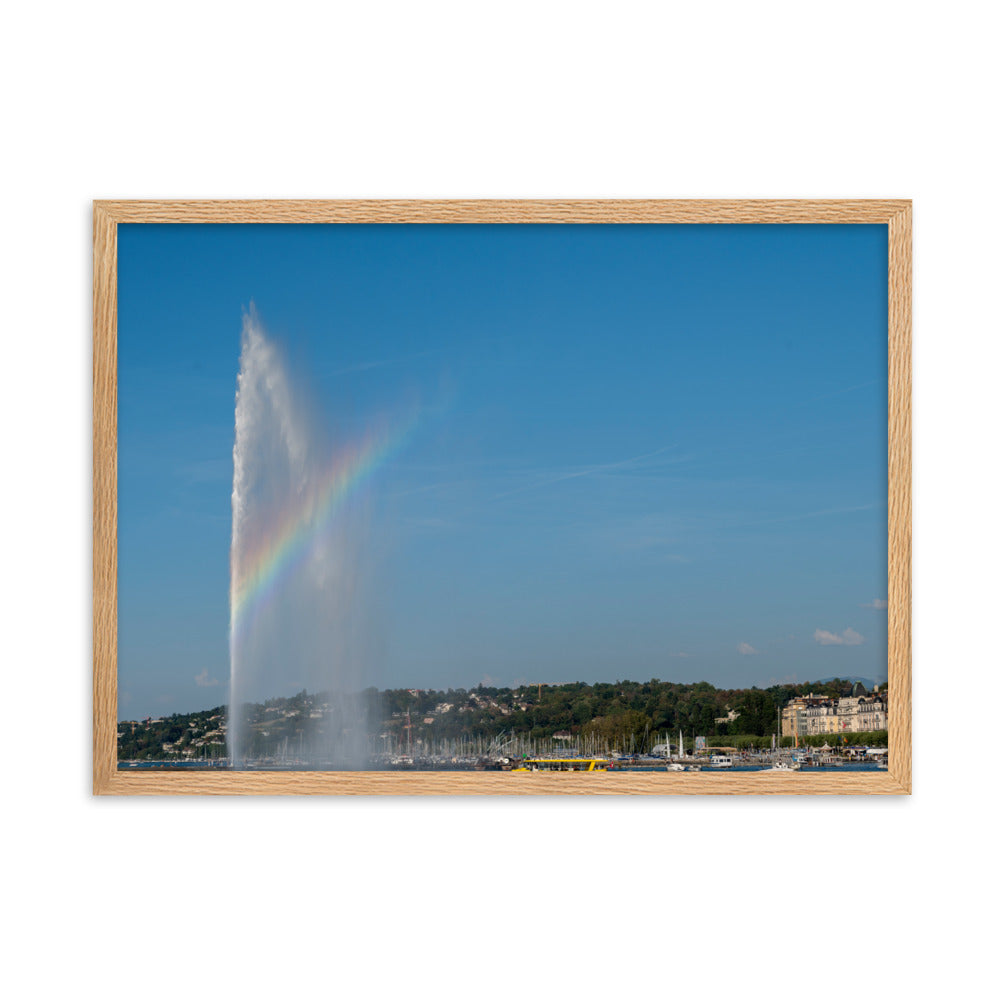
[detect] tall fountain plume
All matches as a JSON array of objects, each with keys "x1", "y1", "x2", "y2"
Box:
[{"x1": 228, "y1": 309, "x2": 370, "y2": 768}]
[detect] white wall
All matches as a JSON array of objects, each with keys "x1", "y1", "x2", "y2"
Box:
[{"x1": 3, "y1": 3, "x2": 994, "y2": 996}]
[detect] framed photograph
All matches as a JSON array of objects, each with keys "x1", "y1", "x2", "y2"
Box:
[{"x1": 94, "y1": 200, "x2": 911, "y2": 795}]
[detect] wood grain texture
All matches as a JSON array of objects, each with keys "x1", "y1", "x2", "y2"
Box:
[
  {"x1": 887, "y1": 204, "x2": 913, "y2": 794},
  {"x1": 95, "y1": 199, "x2": 911, "y2": 225},
  {"x1": 100, "y1": 770, "x2": 904, "y2": 796},
  {"x1": 92, "y1": 200, "x2": 912, "y2": 796},
  {"x1": 93, "y1": 204, "x2": 117, "y2": 795}
]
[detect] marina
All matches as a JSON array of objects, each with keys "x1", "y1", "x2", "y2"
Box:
[{"x1": 118, "y1": 746, "x2": 889, "y2": 773}]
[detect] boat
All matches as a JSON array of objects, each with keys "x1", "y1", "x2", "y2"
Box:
[
  {"x1": 512, "y1": 757, "x2": 611, "y2": 772},
  {"x1": 709, "y1": 754, "x2": 734, "y2": 768},
  {"x1": 667, "y1": 728, "x2": 686, "y2": 770},
  {"x1": 758, "y1": 760, "x2": 799, "y2": 772}
]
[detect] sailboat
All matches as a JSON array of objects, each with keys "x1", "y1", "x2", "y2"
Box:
[
  {"x1": 758, "y1": 705, "x2": 799, "y2": 771},
  {"x1": 681, "y1": 729, "x2": 702, "y2": 771},
  {"x1": 667, "y1": 728, "x2": 685, "y2": 770}
]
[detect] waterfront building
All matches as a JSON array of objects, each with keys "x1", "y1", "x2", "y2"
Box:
[
  {"x1": 781, "y1": 695, "x2": 838, "y2": 737},
  {"x1": 781, "y1": 698, "x2": 806, "y2": 737},
  {"x1": 781, "y1": 684, "x2": 888, "y2": 738},
  {"x1": 835, "y1": 683, "x2": 888, "y2": 732}
]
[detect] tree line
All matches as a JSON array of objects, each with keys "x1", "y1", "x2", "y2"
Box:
[{"x1": 118, "y1": 678, "x2": 883, "y2": 759}]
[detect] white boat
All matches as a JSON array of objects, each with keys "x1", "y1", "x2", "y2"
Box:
[
  {"x1": 710, "y1": 754, "x2": 734, "y2": 768},
  {"x1": 759, "y1": 760, "x2": 799, "y2": 772}
]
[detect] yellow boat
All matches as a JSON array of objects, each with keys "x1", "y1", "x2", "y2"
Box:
[{"x1": 511, "y1": 758, "x2": 611, "y2": 772}]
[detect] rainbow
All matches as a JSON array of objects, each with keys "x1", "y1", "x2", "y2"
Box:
[{"x1": 229, "y1": 414, "x2": 416, "y2": 646}]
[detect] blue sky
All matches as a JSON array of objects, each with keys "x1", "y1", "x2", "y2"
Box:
[{"x1": 117, "y1": 223, "x2": 888, "y2": 718}]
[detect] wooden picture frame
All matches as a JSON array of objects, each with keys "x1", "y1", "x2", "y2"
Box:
[{"x1": 94, "y1": 199, "x2": 911, "y2": 795}]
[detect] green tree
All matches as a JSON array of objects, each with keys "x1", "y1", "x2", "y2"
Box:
[{"x1": 730, "y1": 689, "x2": 777, "y2": 736}]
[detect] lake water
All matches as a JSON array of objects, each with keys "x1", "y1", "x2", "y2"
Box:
[{"x1": 117, "y1": 760, "x2": 887, "y2": 773}]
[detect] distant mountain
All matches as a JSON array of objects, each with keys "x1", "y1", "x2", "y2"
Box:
[{"x1": 815, "y1": 675, "x2": 886, "y2": 689}]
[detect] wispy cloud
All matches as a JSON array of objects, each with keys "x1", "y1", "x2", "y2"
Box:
[
  {"x1": 669, "y1": 651, "x2": 691, "y2": 658},
  {"x1": 323, "y1": 349, "x2": 437, "y2": 378},
  {"x1": 492, "y1": 446, "x2": 677, "y2": 501},
  {"x1": 391, "y1": 478, "x2": 481, "y2": 499},
  {"x1": 807, "y1": 379, "x2": 880, "y2": 403},
  {"x1": 620, "y1": 536, "x2": 688, "y2": 558},
  {"x1": 737, "y1": 504, "x2": 875, "y2": 528},
  {"x1": 862, "y1": 598, "x2": 888, "y2": 609},
  {"x1": 195, "y1": 669, "x2": 221, "y2": 688},
  {"x1": 814, "y1": 627, "x2": 864, "y2": 646},
  {"x1": 402, "y1": 516, "x2": 460, "y2": 531},
  {"x1": 738, "y1": 642, "x2": 759, "y2": 655}
]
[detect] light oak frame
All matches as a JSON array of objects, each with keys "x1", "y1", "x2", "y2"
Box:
[{"x1": 93, "y1": 200, "x2": 911, "y2": 795}]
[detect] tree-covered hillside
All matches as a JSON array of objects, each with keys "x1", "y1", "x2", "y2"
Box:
[{"x1": 118, "y1": 677, "x2": 881, "y2": 759}]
